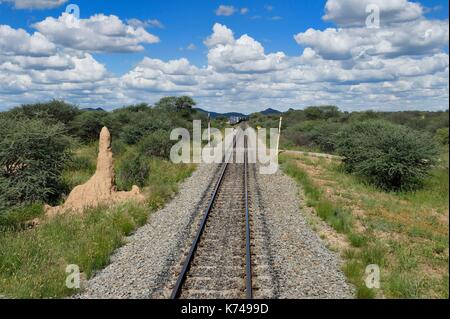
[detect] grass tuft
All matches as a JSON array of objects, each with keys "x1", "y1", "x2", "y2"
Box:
[
  {"x1": 281, "y1": 156, "x2": 353, "y2": 234},
  {"x1": 348, "y1": 233, "x2": 369, "y2": 248},
  {"x1": 387, "y1": 272, "x2": 428, "y2": 299}
]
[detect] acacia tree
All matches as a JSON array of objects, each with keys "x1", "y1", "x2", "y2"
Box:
[
  {"x1": 154, "y1": 96, "x2": 196, "y2": 111},
  {"x1": 7, "y1": 100, "x2": 80, "y2": 125},
  {"x1": 69, "y1": 110, "x2": 108, "y2": 142},
  {"x1": 154, "y1": 97, "x2": 178, "y2": 110},
  {"x1": 0, "y1": 116, "x2": 73, "y2": 210},
  {"x1": 336, "y1": 120, "x2": 439, "y2": 191},
  {"x1": 175, "y1": 96, "x2": 196, "y2": 110}
]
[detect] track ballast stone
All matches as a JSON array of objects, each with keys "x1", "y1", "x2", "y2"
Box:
[
  {"x1": 76, "y1": 163, "x2": 220, "y2": 299},
  {"x1": 178, "y1": 161, "x2": 247, "y2": 299},
  {"x1": 256, "y1": 164, "x2": 354, "y2": 299},
  {"x1": 76, "y1": 159, "x2": 353, "y2": 299}
]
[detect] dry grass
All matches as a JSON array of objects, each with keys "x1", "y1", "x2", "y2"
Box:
[
  {"x1": 0, "y1": 153, "x2": 196, "y2": 299},
  {"x1": 280, "y1": 148, "x2": 449, "y2": 299}
]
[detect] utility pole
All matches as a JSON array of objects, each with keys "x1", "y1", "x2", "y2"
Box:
[
  {"x1": 207, "y1": 113, "x2": 211, "y2": 144},
  {"x1": 276, "y1": 116, "x2": 283, "y2": 154}
]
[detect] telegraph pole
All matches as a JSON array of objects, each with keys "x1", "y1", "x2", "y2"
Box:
[
  {"x1": 276, "y1": 116, "x2": 283, "y2": 154},
  {"x1": 208, "y1": 113, "x2": 211, "y2": 144}
]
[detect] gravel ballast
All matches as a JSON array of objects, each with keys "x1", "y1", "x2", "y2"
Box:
[
  {"x1": 77, "y1": 158, "x2": 353, "y2": 299},
  {"x1": 76, "y1": 163, "x2": 220, "y2": 299},
  {"x1": 256, "y1": 164, "x2": 354, "y2": 298}
]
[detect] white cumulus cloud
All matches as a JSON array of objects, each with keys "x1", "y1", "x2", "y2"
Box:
[
  {"x1": 34, "y1": 13, "x2": 160, "y2": 53},
  {"x1": 323, "y1": 0, "x2": 424, "y2": 26},
  {"x1": 1, "y1": 0, "x2": 68, "y2": 9},
  {"x1": 215, "y1": 5, "x2": 237, "y2": 16},
  {"x1": 206, "y1": 24, "x2": 288, "y2": 74},
  {"x1": 0, "y1": 2, "x2": 448, "y2": 113},
  {"x1": 0, "y1": 25, "x2": 56, "y2": 57},
  {"x1": 295, "y1": 19, "x2": 449, "y2": 60}
]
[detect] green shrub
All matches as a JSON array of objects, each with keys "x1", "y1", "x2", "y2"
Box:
[
  {"x1": 119, "y1": 116, "x2": 155, "y2": 145},
  {"x1": 284, "y1": 129, "x2": 311, "y2": 147},
  {"x1": 68, "y1": 110, "x2": 108, "y2": 142},
  {"x1": 336, "y1": 120, "x2": 439, "y2": 191},
  {"x1": 118, "y1": 99, "x2": 197, "y2": 146},
  {"x1": 116, "y1": 150, "x2": 150, "y2": 190},
  {"x1": 137, "y1": 130, "x2": 173, "y2": 159},
  {"x1": 304, "y1": 106, "x2": 340, "y2": 120},
  {"x1": 154, "y1": 96, "x2": 196, "y2": 111},
  {"x1": 0, "y1": 117, "x2": 73, "y2": 210},
  {"x1": 7, "y1": 100, "x2": 80, "y2": 125},
  {"x1": 0, "y1": 203, "x2": 44, "y2": 230},
  {"x1": 146, "y1": 158, "x2": 195, "y2": 210},
  {"x1": 66, "y1": 154, "x2": 95, "y2": 172},
  {"x1": 436, "y1": 128, "x2": 449, "y2": 145},
  {"x1": 120, "y1": 114, "x2": 171, "y2": 145},
  {"x1": 305, "y1": 121, "x2": 342, "y2": 153},
  {"x1": 111, "y1": 139, "x2": 127, "y2": 156},
  {"x1": 278, "y1": 119, "x2": 343, "y2": 152}
]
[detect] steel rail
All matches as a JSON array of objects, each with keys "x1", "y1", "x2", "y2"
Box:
[
  {"x1": 244, "y1": 135, "x2": 253, "y2": 299},
  {"x1": 170, "y1": 132, "x2": 243, "y2": 299}
]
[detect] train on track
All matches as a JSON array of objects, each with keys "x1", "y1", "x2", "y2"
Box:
[{"x1": 229, "y1": 116, "x2": 249, "y2": 125}]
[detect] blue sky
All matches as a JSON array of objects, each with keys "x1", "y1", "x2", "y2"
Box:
[
  {"x1": 0, "y1": 0, "x2": 448, "y2": 113},
  {"x1": 1, "y1": 0, "x2": 447, "y2": 73},
  {"x1": 0, "y1": 1, "x2": 332, "y2": 74}
]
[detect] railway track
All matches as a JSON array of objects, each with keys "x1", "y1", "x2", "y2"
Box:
[{"x1": 170, "y1": 130, "x2": 254, "y2": 299}]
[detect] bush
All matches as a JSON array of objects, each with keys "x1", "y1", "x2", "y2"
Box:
[
  {"x1": 120, "y1": 113, "x2": 171, "y2": 145},
  {"x1": 305, "y1": 122, "x2": 342, "y2": 153},
  {"x1": 0, "y1": 203, "x2": 44, "y2": 230},
  {"x1": 137, "y1": 130, "x2": 173, "y2": 159},
  {"x1": 336, "y1": 120, "x2": 439, "y2": 191},
  {"x1": 304, "y1": 106, "x2": 340, "y2": 120},
  {"x1": 0, "y1": 117, "x2": 73, "y2": 210},
  {"x1": 111, "y1": 139, "x2": 127, "y2": 156},
  {"x1": 281, "y1": 120, "x2": 342, "y2": 152},
  {"x1": 7, "y1": 100, "x2": 80, "y2": 125},
  {"x1": 117, "y1": 97, "x2": 199, "y2": 145},
  {"x1": 154, "y1": 96, "x2": 196, "y2": 111},
  {"x1": 436, "y1": 128, "x2": 449, "y2": 145},
  {"x1": 69, "y1": 110, "x2": 108, "y2": 142},
  {"x1": 284, "y1": 129, "x2": 311, "y2": 147},
  {"x1": 116, "y1": 150, "x2": 150, "y2": 190}
]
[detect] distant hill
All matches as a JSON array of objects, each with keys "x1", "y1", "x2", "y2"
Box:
[
  {"x1": 195, "y1": 107, "x2": 282, "y2": 118},
  {"x1": 83, "y1": 107, "x2": 106, "y2": 112},
  {"x1": 260, "y1": 108, "x2": 281, "y2": 115},
  {"x1": 195, "y1": 108, "x2": 246, "y2": 119}
]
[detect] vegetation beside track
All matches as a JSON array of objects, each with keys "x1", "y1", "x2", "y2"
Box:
[
  {"x1": 280, "y1": 147, "x2": 449, "y2": 299},
  {"x1": 0, "y1": 160, "x2": 195, "y2": 298},
  {"x1": 0, "y1": 98, "x2": 201, "y2": 298}
]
